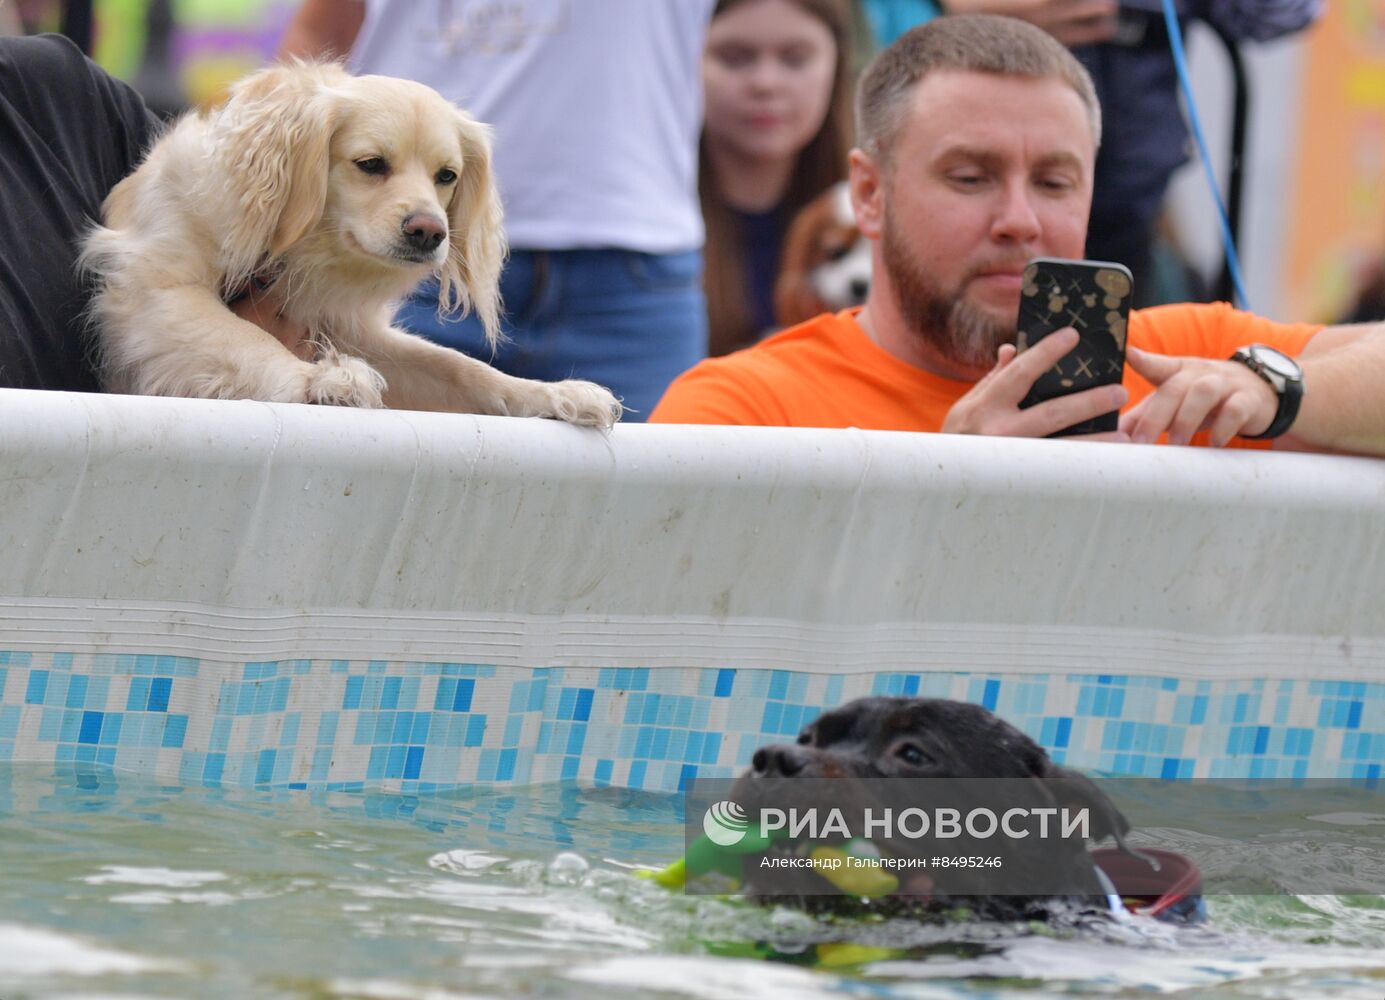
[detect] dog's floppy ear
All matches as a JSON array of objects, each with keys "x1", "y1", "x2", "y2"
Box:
[
  {"x1": 773, "y1": 275, "x2": 824, "y2": 330},
  {"x1": 774, "y1": 200, "x2": 830, "y2": 328},
  {"x1": 216, "y1": 62, "x2": 338, "y2": 288},
  {"x1": 1038, "y1": 763, "x2": 1131, "y2": 845},
  {"x1": 438, "y1": 109, "x2": 507, "y2": 349}
]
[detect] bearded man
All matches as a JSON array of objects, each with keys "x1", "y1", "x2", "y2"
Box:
[{"x1": 652, "y1": 14, "x2": 1385, "y2": 456}]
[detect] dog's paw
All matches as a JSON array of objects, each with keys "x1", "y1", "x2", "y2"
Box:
[
  {"x1": 539, "y1": 379, "x2": 623, "y2": 429},
  {"x1": 478, "y1": 375, "x2": 622, "y2": 427},
  {"x1": 305, "y1": 352, "x2": 387, "y2": 408}
]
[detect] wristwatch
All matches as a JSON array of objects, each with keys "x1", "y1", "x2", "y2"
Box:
[{"x1": 1230, "y1": 344, "x2": 1304, "y2": 439}]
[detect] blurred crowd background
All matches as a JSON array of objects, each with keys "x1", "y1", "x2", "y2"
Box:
[
  {"x1": 0, "y1": 0, "x2": 298, "y2": 116},
  {"x1": 4, "y1": 0, "x2": 1385, "y2": 326}
]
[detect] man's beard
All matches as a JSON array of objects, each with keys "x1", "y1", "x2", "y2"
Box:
[{"x1": 882, "y1": 211, "x2": 1016, "y2": 373}]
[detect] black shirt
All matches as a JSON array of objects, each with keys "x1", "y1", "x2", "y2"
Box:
[
  {"x1": 0, "y1": 34, "x2": 157, "y2": 390},
  {"x1": 734, "y1": 206, "x2": 784, "y2": 338}
]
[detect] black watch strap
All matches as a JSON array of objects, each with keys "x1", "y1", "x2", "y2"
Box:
[{"x1": 1232, "y1": 346, "x2": 1304, "y2": 440}]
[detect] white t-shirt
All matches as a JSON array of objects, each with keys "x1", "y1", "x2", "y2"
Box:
[{"x1": 349, "y1": 0, "x2": 714, "y2": 253}]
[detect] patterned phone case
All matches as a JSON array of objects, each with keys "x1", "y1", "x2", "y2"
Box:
[{"x1": 1016, "y1": 257, "x2": 1134, "y2": 437}]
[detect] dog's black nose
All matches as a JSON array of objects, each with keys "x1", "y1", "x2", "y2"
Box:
[
  {"x1": 849, "y1": 277, "x2": 869, "y2": 301},
  {"x1": 751, "y1": 744, "x2": 810, "y2": 777},
  {"x1": 401, "y1": 213, "x2": 446, "y2": 254}
]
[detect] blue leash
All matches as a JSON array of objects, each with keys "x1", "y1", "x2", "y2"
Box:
[{"x1": 1160, "y1": 0, "x2": 1252, "y2": 311}]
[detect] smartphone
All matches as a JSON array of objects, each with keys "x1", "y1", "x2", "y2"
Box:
[{"x1": 1015, "y1": 257, "x2": 1134, "y2": 437}]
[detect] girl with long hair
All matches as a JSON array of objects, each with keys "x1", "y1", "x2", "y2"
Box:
[{"x1": 700, "y1": 0, "x2": 854, "y2": 356}]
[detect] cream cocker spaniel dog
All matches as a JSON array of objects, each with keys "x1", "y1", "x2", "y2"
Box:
[{"x1": 81, "y1": 62, "x2": 621, "y2": 426}]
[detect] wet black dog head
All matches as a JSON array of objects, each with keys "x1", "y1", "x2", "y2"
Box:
[{"x1": 730, "y1": 696, "x2": 1132, "y2": 920}]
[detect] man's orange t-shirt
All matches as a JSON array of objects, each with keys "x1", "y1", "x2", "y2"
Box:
[{"x1": 650, "y1": 303, "x2": 1321, "y2": 448}]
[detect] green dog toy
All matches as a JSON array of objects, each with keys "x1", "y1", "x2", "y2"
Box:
[{"x1": 639, "y1": 834, "x2": 899, "y2": 898}]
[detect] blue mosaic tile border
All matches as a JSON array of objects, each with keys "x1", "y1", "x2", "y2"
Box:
[{"x1": 1, "y1": 650, "x2": 1381, "y2": 792}]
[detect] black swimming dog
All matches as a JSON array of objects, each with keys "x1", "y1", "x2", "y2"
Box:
[{"x1": 729, "y1": 696, "x2": 1146, "y2": 921}]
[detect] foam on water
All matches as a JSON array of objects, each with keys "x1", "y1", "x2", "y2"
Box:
[{"x1": 0, "y1": 923, "x2": 184, "y2": 977}]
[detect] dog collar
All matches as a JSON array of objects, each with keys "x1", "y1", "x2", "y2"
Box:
[
  {"x1": 223, "y1": 259, "x2": 285, "y2": 306},
  {"x1": 1090, "y1": 846, "x2": 1207, "y2": 924}
]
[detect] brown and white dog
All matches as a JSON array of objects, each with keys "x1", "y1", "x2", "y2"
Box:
[
  {"x1": 81, "y1": 62, "x2": 620, "y2": 425},
  {"x1": 773, "y1": 181, "x2": 872, "y2": 329}
]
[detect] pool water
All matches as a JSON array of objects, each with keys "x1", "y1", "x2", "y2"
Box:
[{"x1": 3, "y1": 764, "x2": 1384, "y2": 999}]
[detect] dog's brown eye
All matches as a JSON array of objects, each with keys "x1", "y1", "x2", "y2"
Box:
[
  {"x1": 796, "y1": 732, "x2": 812, "y2": 746},
  {"x1": 355, "y1": 157, "x2": 389, "y2": 176},
  {"x1": 826, "y1": 245, "x2": 851, "y2": 262},
  {"x1": 435, "y1": 168, "x2": 458, "y2": 185},
  {"x1": 896, "y1": 743, "x2": 929, "y2": 766}
]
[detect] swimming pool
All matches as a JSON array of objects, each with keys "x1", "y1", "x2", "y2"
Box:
[
  {"x1": 3, "y1": 762, "x2": 1384, "y2": 998},
  {"x1": 3, "y1": 391, "x2": 1384, "y2": 996},
  {"x1": 2, "y1": 391, "x2": 1383, "y2": 790}
]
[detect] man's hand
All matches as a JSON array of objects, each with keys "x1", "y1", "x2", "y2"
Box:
[
  {"x1": 1118, "y1": 346, "x2": 1278, "y2": 446},
  {"x1": 943, "y1": 0, "x2": 1119, "y2": 46},
  {"x1": 942, "y1": 327, "x2": 1131, "y2": 440}
]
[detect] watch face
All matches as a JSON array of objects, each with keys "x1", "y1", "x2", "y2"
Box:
[{"x1": 1251, "y1": 346, "x2": 1301, "y2": 379}]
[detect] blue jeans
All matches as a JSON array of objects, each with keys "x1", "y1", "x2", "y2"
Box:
[{"x1": 395, "y1": 249, "x2": 707, "y2": 421}]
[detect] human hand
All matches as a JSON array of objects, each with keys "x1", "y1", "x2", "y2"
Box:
[
  {"x1": 943, "y1": 0, "x2": 1119, "y2": 46},
  {"x1": 1118, "y1": 346, "x2": 1278, "y2": 446},
  {"x1": 230, "y1": 294, "x2": 312, "y2": 359},
  {"x1": 941, "y1": 326, "x2": 1131, "y2": 440}
]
